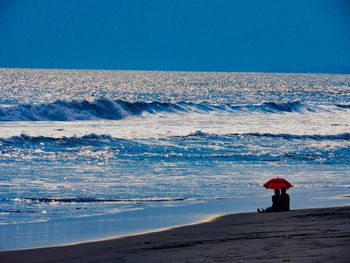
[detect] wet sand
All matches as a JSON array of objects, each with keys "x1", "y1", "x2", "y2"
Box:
[{"x1": 1, "y1": 206, "x2": 349, "y2": 263}]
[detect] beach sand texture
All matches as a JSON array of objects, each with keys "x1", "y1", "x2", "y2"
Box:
[{"x1": 1, "y1": 206, "x2": 349, "y2": 263}]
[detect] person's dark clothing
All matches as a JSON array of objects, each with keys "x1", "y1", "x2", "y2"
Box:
[
  {"x1": 280, "y1": 193, "x2": 290, "y2": 211},
  {"x1": 262, "y1": 194, "x2": 282, "y2": 212},
  {"x1": 272, "y1": 194, "x2": 282, "y2": 210}
]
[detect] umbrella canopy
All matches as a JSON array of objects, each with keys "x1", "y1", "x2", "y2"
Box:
[{"x1": 263, "y1": 177, "x2": 293, "y2": 190}]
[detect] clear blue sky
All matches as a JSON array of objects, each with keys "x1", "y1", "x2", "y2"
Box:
[{"x1": 0, "y1": 0, "x2": 349, "y2": 73}]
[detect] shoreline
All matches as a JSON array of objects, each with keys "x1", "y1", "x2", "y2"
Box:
[
  {"x1": 39, "y1": 213, "x2": 223, "y2": 252},
  {"x1": 2, "y1": 195, "x2": 349, "y2": 252},
  {"x1": 0, "y1": 198, "x2": 244, "y2": 251},
  {"x1": 1, "y1": 206, "x2": 350, "y2": 263}
]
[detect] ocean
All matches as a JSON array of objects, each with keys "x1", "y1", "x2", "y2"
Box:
[{"x1": 0, "y1": 69, "x2": 350, "y2": 248}]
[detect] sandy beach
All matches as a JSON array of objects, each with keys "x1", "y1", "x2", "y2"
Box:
[{"x1": 1, "y1": 206, "x2": 349, "y2": 263}]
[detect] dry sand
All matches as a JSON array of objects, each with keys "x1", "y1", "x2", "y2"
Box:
[{"x1": 1, "y1": 206, "x2": 350, "y2": 263}]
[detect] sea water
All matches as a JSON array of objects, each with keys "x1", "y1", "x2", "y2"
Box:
[{"x1": 0, "y1": 69, "x2": 350, "y2": 247}]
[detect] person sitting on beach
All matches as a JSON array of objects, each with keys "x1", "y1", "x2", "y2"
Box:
[
  {"x1": 280, "y1": 187, "x2": 290, "y2": 211},
  {"x1": 257, "y1": 189, "x2": 282, "y2": 213}
]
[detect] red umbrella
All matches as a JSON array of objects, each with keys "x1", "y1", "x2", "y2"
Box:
[{"x1": 263, "y1": 177, "x2": 293, "y2": 190}]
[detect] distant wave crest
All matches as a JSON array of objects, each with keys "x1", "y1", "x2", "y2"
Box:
[
  {"x1": 0, "y1": 98, "x2": 345, "y2": 121},
  {"x1": 11, "y1": 197, "x2": 191, "y2": 203},
  {"x1": 184, "y1": 131, "x2": 350, "y2": 141},
  {"x1": 0, "y1": 133, "x2": 117, "y2": 146},
  {"x1": 0, "y1": 98, "x2": 189, "y2": 121},
  {"x1": 1, "y1": 132, "x2": 350, "y2": 148}
]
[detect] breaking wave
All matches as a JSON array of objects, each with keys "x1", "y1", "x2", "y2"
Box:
[
  {"x1": 0, "y1": 133, "x2": 117, "y2": 146},
  {"x1": 184, "y1": 131, "x2": 350, "y2": 141},
  {"x1": 10, "y1": 197, "x2": 194, "y2": 203},
  {"x1": 0, "y1": 98, "x2": 345, "y2": 121},
  {"x1": 0, "y1": 98, "x2": 187, "y2": 121},
  {"x1": 1, "y1": 132, "x2": 350, "y2": 148}
]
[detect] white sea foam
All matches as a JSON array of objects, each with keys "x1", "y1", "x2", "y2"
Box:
[{"x1": 0, "y1": 69, "x2": 349, "y2": 225}]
